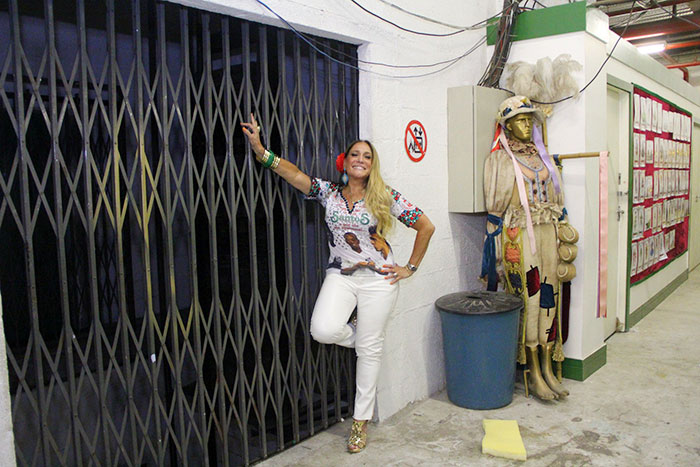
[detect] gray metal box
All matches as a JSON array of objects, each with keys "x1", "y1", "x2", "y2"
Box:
[{"x1": 447, "y1": 85, "x2": 510, "y2": 213}]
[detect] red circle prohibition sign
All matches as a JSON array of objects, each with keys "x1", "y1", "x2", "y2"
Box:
[{"x1": 404, "y1": 120, "x2": 427, "y2": 162}]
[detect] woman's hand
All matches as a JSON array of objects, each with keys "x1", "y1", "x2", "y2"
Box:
[
  {"x1": 240, "y1": 113, "x2": 265, "y2": 159},
  {"x1": 239, "y1": 114, "x2": 312, "y2": 193},
  {"x1": 382, "y1": 263, "x2": 413, "y2": 285}
]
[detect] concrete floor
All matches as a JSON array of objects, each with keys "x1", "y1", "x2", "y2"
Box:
[{"x1": 257, "y1": 268, "x2": 700, "y2": 466}]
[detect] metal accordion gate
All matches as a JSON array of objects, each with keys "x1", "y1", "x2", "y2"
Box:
[{"x1": 0, "y1": 0, "x2": 359, "y2": 465}]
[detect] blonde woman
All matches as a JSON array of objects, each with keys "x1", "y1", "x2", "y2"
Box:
[{"x1": 241, "y1": 114, "x2": 434, "y2": 453}]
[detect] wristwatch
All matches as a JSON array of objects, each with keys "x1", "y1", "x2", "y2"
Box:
[{"x1": 406, "y1": 262, "x2": 418, "y2": 272}]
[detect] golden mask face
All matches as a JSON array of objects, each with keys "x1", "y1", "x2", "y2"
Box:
[{"x1": 506, "y1": 113, "x2": 533, "y2": 142}]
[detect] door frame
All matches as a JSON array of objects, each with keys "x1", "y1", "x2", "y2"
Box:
[
  {"x1": 690, "y1": 123, "x2": 700, "y2": 271},
  {"x1": 606, "y1": 75, "x2": 634, "y2": 332}
]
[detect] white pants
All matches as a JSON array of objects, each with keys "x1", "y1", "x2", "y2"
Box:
[{"x1": 310, "y1": 271, "x2": 399, "y2": 421}]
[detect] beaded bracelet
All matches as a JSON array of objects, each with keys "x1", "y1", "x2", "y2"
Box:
[{"x1": 270, "y1": 155, "x2": 281, "y2": 169}]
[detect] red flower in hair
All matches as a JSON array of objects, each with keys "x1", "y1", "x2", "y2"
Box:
[{"x1": 335, "y1": 152, "x2": 345, "y2": 173}]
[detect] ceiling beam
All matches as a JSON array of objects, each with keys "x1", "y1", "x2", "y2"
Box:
[
  {"x1": 593, "y1": 0, "x2": 637, "y2": 6},
  {"x1": 606, "y1": 0, "x2": 688, "y2": 18},
  {"x1": 613, "y1": 13, "x2": 700, "y2": 40}
]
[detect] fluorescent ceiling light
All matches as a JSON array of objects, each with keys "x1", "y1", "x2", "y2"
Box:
[
  {"x1": 626, "y1": 32, "x2": 664, "y2": 42},
  {"x1": 637, "y1": 43, "x2": 666, "y2": 54}
]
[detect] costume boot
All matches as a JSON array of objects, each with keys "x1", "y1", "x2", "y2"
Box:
[
  {"x1": 541, "y1": 342, "x2": 569, "y2": 398},
  {"x1": 526, "y1": 346, "x2": 558, "y2": 401}
]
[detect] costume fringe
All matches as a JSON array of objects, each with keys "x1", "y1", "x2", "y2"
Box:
[
  {"x1": 553, "y1": 339, "x2": 565, "y2": 362},
  {"x1": 503, "y1": 228, "x2": 528, "y2": 365},
  {"x1": 517, "y1": 342, "x2": 527, "y2": 365}
]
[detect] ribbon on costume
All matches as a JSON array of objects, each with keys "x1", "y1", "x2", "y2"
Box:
[
  {"x1": 498, "y1": 130, "x2": 537, "y2": 256},
  {"x1": 532, "y1": 125, "x2": 562, "y2": 195},
  {"x1": 481, "y1": 213, "x2": 503, "y2": 291},
  {"x1": 559, "y1": 206, "x2": 568, "y2": 222},
  {"x1": 598, "y1": 151, "x2": 609, "y2": 318},
  {"x1": 491, "y1": 125, "x2": 503, "y2": 152}
]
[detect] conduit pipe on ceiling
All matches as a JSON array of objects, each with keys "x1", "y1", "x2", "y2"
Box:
[
  {"x1": 661, "y1": 52, "x2": 689, "y2": 81},
  {"x1": 667, "y1": 61, "x2": 700, "y2": 68},
  {"x1": 665, "y1": 39, "x2": 700, "y2": 50}
]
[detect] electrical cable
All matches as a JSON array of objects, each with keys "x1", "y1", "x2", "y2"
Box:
[
  {"x1": 376, "y1": 0, "x2": 513, "y2": 31},
  {"x1": 479, "y1": 0, "x2": 520, "y2": 87},
  {"x1": 302, "y1": 31, "x2": 479, "y2": 69},
  {"x1": 298, "y1": 2, "x2": 518, "y2": 69},
  {"x1": 349, "y1": 0, "x2": 466, "y2": 37},
  {"x1": 253, "y1": 0, "x2": 486, "y2": 78},
  {"x1": 521, "y1": 0, "x2": 640, "y2": 105}
]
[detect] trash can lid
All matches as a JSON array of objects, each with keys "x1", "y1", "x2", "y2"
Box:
[{"x1": 435, "y1": 291, "x2": 523, "y2": 315}]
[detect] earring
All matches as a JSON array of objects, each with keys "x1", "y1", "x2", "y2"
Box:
[{"x1": 341, "y1": 170, "x2": 349, "y2": 185}]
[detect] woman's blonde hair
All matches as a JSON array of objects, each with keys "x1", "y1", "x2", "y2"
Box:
[{"x1": 343, "y1": 140, "x2": 394, "y2": 237}]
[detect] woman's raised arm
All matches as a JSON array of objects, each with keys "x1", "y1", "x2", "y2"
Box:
[{"x1": 241, "y1": 113, "x2": 312, "y2": 194}]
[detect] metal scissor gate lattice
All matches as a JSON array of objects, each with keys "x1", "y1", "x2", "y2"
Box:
[{"x1": 0, "y1": 0, "x2": 359, "y2": 464}]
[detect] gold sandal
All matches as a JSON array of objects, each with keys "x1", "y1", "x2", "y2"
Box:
[{"x1": 347, "y1": 420, "x2": 367, "y2": 453}]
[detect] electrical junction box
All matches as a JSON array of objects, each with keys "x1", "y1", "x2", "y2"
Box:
[{"x1": 447, "y1": 85, "x2": 511, "y2": 213}]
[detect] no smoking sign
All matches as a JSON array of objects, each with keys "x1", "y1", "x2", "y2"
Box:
[{"x1": 404, "y1": 120, "x2": 427, "y2": 162}]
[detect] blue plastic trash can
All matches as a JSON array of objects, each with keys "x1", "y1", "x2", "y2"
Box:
[{"x1": 436, "y1": 291, "x2": 523, "y2": 410}]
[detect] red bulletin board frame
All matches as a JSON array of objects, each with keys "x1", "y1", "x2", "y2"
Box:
[{"x1": 630, "y1": 85, "x2": 691, "y2": 285}]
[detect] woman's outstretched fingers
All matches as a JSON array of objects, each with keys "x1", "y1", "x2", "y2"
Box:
[{"x1": 241, "y1": 113, "x2": 264, "y2": 156}]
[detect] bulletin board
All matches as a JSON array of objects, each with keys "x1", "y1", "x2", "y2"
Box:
[{"x1": 630, "y1": 85, "x2": 691, "y2": 285}]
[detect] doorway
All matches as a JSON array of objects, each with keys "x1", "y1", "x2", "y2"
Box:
[
  {"x1": 605, "y1": 83, "x2": 631, "y2": 337},
  {"x1": 690, "y1": 123, "x2": 700, "y2": 271}
]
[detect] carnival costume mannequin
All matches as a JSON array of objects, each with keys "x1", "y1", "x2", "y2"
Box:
[{"x1": 482, "y1": 96, "x2": 576, "y2": 401}]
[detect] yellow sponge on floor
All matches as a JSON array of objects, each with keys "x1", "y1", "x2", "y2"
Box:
[{"x1": 482, "y1": 419, "x2": 527, "y2": 461}]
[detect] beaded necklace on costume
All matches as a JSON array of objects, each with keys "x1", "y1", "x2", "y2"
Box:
[{"x1": 508, "y1": 137, "x2": 550, "y2": 203}]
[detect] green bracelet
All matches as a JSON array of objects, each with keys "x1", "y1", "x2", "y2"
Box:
[{"x1": 261, "y1": 149, "x2": 275, "y2": 168}]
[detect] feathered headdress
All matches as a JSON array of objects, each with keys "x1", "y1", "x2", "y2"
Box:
[{"x1": 503, "y1": 54, "x2": 582, "y2": 118}]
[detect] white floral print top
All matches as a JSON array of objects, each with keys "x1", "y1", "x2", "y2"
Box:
[{"x1": 307, "y1": 178, "x2": 423, "y2": 275}]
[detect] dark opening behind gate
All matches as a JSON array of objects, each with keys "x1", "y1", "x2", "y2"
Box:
[{"x1": 0, "y1": 0, "x2": 359, "y2": 464}]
